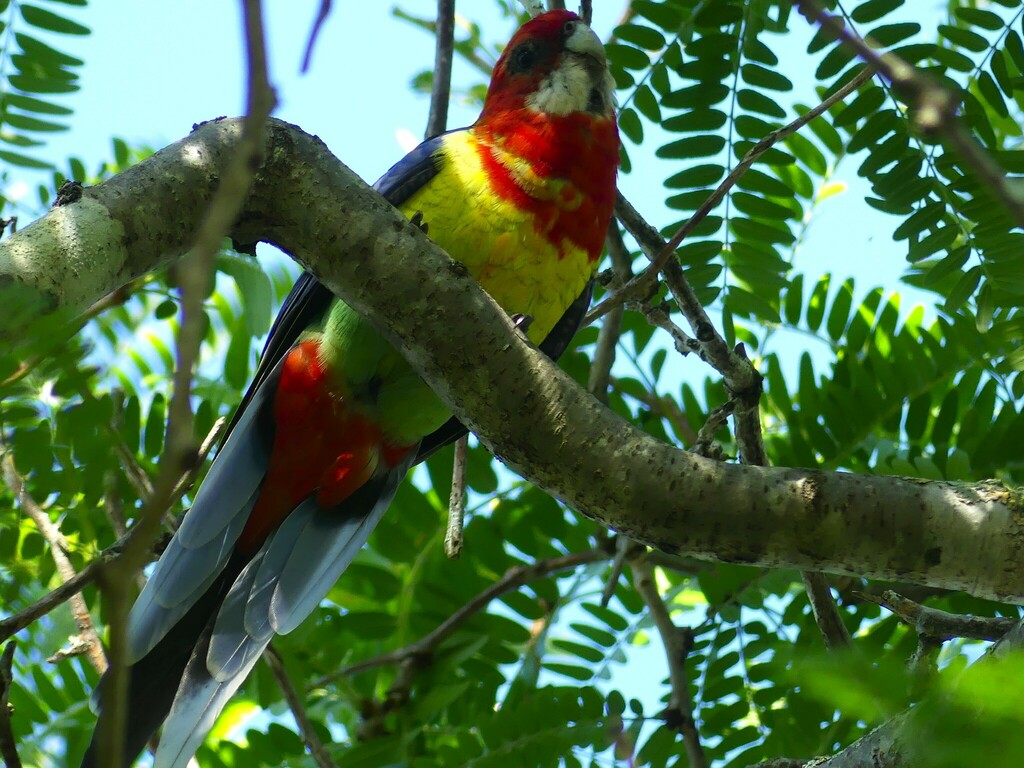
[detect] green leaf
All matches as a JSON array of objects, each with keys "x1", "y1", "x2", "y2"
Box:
[
  {"x1": 614, "y1": 23, "x2": 666, "y2": 50},
  {"x1": 741, "y1": 63, "x2": 793, "y2": 92},
  {"x1": 938, "y1": 24, "x2": 989, "y2": 53},
  {"x1": 633, "y1": 83, "x2": 661, "y2": 123},
  {"x1": 618, "y1": 106, "x2": 643, "y2": 144},
  {"x1": 224, "y1": 316, "x2": 251, "y2": 390},
  {"x1": 955, "y1": 7, "x2": 1005, "y2": 31},
  {"x1": 0, "y1": 148, "x2": 52, "y2": 168},
  {"x1": 827, "y1": 279, "x2": 854, "y2": 341},
  {"x1": 944, "y1": 265, "x2": 983, "y2": 310},
  {"x1": 977, "y1": 71, "x2": 1009, "y2": 118},
  {"x1": 852, "y1": 0, "x2": 904, "y2": 23},
  {"x1": 806, "y1": 274, "x2": 831, "y2": 331},
  {"x1": 8, "y1": 74, "x2": 78, "y2": 93},
  {"x1": 665, "y1": 163, "x2": 725, "y2": 189},
  {"x1": 656, "y1": 134, "x2": 726, "y2": 159},
  {"x1": 3, "y1": 91, "x2": 73, "y2": 115},
  {"x1": 19, "y1": 4, "x2": 90, "y2": 35},
  {"x1": 867, "y1": 22, "x2": 920, "y2": 46},
  {"x1": 737, "y1": 168, "x2": 796, "y2": 198},
  {"x1": 816, "y1": 44, "x2": 856, "y2": 80},
  {"x1": 5, "y1": 113, "x2": 66, "y2": 132},
  {"x1": 144, "y1": 394, "x2": 166, "y2": 458},
  {"x1": 736, "y1": 88, "x2": 787, "y2": 119},
  {"x1": 605, "y1": 43, "x2": 649, "y2": 71},
  {"x1": 15, "y1": 32, "x2": 83, "y2": 66},
  {"x1": 662, "y1": 108, "x2": 728, "y2": 133}
]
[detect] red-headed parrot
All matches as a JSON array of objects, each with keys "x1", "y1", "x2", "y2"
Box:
[{"x1": 82, "y1": 10, "x2": 619, "y2": 767}]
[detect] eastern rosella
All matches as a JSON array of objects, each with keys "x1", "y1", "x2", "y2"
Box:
[{"x1": 81, "y1": 10, "x2": 619, "y2": 767}]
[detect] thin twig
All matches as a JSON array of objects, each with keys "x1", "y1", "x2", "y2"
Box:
[
  {"x1": 0, "y1": 533, "x2": 166, "y2": 646},
  {"x1": 264, "y1": 645, "x2": 338, "y2": 768},
  {"x1": 802, "y1": 573, "x2": 852, "y2": 651},
  {"x1": 425, "y1": 0, "x2": 455, "y2": 140},
  {"x1": 579, "y1": 0, "x2": 593, "y2": 25},
  {"x1": 858, "y1": 590, "x2": 1017, "y2": 642},
  {"x1": 609, "y1": 194, "x2": 757, "y2": 393},
  {"x1": 95, "y1": 3, "x2": 277, "y2": 766},
  {"x1": 599, "y1": 536, "x2": 632, "y2": 608},
  {"x1": 167, "y1": 416, "x2": 228, "y2": 525},
  {"x1": 0, "y1": 559, "x2": 106, "y2": 644},
  {"x1": 0, "y1": 642, "x2": 21, "y2": 768},
  {"x1": 0, "y1": 453, "x2": 107, "y2": 673},
  {"x1": 588, "y1": 220, "x2": 632, "y2": 404},
  {"x1": 794, "y1": 0, "x2": 1024, "y2": 228},
  {"x1": 445, "y1": 436, "x2": 469, "y2": 559},
  {"x1": 588, "y1": 66, "x2": 875, "y2": 324},
  {"x1": 631, "y1": 557, "x2": 707, "y2": 768},
  {"x1": 692, "y1": 401, "x2": 734, "y2": 459},
  {"x1": 643, "y1": 303, "x2": 697, "y2": 358},
  {"x1": 300, "y1": 0, "x2": 333, "y2": 73},
  {"x1": 310, "y1": 548, "x2": 611, "y2": 689}
]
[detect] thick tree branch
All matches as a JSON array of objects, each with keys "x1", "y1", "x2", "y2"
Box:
[{"x1": 2, "y1": 118, "x2": 1024, "y2": 602}]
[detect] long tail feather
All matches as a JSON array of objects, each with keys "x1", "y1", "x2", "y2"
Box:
[{"x1": 79, "y1": 553, "x2": 245, "y2": 768}]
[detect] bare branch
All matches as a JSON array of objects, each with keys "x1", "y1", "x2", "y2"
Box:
[
  {"x1": 614, "y1": 195, "x2": 848, "y2": 651},
  {"x1": 0, "y1": 643, "x2": 21, "y2": 768},
  {"x1": 802, "y1": 573, "x2": 852, "y2": 651},
  {"x1": 631, "y1": 557, "x2": 707, "y2": 768},
  {"x1": 264, "y1": 645, "x2": 337, "y2": 768},
  {"x1": 599, "y1": 536, "x2": 634, "y2": 608},
  {"x1": 425, "y1": 0, "x2": 455, "y2": 140},
  {"x1": 301, "y1": 0, "x2": 333, "y2": 73},
  {"x1": 578, "y1": 0, "x2": 592, "y2": 25},
  {"x1": 858, "y1": 589, "x2": 1017, "y2": 643},
  {"x1": 693, "y1": 401, "x2": 733, "y2": 459},
  {"x1": 445, "y1": 435, "x2": 469, "y2": 559},
  {"x1": 587, "y1": 220, "x2": 632, "y2": 404}
]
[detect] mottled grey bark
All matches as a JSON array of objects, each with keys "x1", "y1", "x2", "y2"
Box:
[{"x1": 2, "y1": 117, "x2": 1023, "y2": 603}]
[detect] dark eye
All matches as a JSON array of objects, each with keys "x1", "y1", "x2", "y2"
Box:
[
  {"x1": 562, "y1": 20, "x2": 577, "y2": 39},
  {"x1": 509, "y1": 42, "x2": 537, "y2": 74}
]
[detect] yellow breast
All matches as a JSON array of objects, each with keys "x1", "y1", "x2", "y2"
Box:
[{"x1": 398, "y1": 131, "x2": 594, "y2": 343}]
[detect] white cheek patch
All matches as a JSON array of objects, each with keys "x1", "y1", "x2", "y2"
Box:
[{"x1": 526, "y1": 58, "x2": 593, "y2": 115}]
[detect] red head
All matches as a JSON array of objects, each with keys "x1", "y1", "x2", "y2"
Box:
[{"x1": 479, "y1": 10, "x2": 616, "y2": 124}]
